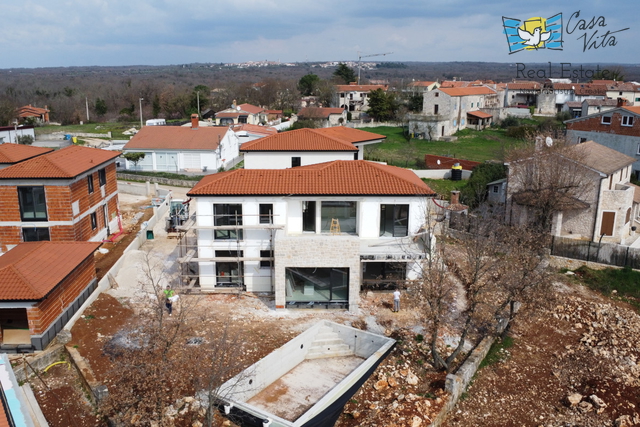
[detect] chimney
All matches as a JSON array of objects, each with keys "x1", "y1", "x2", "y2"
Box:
[
  {"x1": 191, "y1": 114, "x2": 199, "y2": 129},
  {"x1": 450, "y1": 190, "x2": 460, "y2": 205},
  {"x1": 617, "y1": 97, "x2": 627, "y2": 107}
]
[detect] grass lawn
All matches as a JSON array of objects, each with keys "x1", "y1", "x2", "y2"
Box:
[
  {"x1": 35, "y1": 121, "x2": 142, "y2": 140},
  {"x1": 421, "y1": 178, "x2": 466, "y2": 199},
  {"x1": 363, "y1": 126, "x2": 520, "y2": 168},
  {"x1": 574, "y1": 266, "x2": 640, "y2": 312}
]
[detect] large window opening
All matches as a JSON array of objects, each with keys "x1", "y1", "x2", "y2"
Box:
[
  {"x1": 321, "y1": 201, "x2": 357, "y2": 234},
  {"x1": 302, "y1": 201, "x2": 316, "y2": 232},
  {"x1": 379, "y1": 204, "x2": 409, "y2": 237},
  {"x1": 18, "y1": 187, "x2": 47, "y2": 221},
  {"x1": 214, "y1": 204, "x2": 243, "y2": 240},
  {"x1": 22, "y1": 227, "x2": 50, "y2": 242},
  {"x1": 285, "y1": 267, "x2": 348, "y2": 303},
  {"x1": 215, "y1": 251, "x2": 243, "y2": 287},
  {"x1": 362, "y1": 262, "x2": 406, "y2": 291},
  {"x1": 259, "y1": 204, "x2": 273, "y2": 224}
]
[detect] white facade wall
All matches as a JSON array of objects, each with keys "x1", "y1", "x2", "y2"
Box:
[
  {"x1": 243, "y1": 151, "x2": 355, "y2": 169},
  {"x1": 193, "y1": 194, "x2": 431, "y2": 307}
]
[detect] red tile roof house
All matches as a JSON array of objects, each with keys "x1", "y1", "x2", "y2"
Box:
[
  {"x1": 240, "y1": 127, "x2": 385, "y2": 169},
  {"x1": 16, "y1": 105, "x2": 50, "y2": 124},
  {"x1": 409, "y1": 86, "x2": 500, "y2": 139},
  {"x1": 335, "y1": 83, "x2": 388, "y2": 119},
  {"x1": 123, "y1": 114, "x2": 240, "y2": 172},
  {"x1": 0, "y1": 241, "x2": 100, "y2": 351},
  {"x1": 565, "y1": 105, "x2": 640, "y2": 178},
  {"x1": 215, "y1": 103, "x2": 265, "y2": 126},
  {"x1": 0, "y1": 145, "x2": 120, "y2": 254},
  {"x1": 0, "y1": 144, "x2": 52, "y2": 170},
  {"x1": 296, "y1": 107, "x2": 347, "y2": 127},
  {"x1": 232, "y1": 123, "x2": 278, "y2": 145},
  {"x1": 186, "y1": 160, "x2": 437, "y2": 312}
]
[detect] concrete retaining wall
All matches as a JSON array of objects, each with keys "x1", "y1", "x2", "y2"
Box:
[
  {"x1": 117, "y1": 173, "x2": 198, "y2": 188},
  {"x1": 428, "y1": 317, "x2": 511, "y2": 427},
  {"x1": 118, "y1": 181, "x2": 172, "y2": 198},
  {"x1": 413, "y1": 170, "x2": 472, "y2": 180},
  {"x1": 13, "y1": 345, "x2": 65, "y2": 383}
]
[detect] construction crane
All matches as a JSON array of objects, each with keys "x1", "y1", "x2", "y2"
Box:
[{"x1": 357, "y1": 51, "x2": 393, "y2": 84}]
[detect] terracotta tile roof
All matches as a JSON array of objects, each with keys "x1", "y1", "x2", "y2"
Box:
[
  {"x1": 408, "y1": 81, "x2": 436, "y2": 87},
  {"x1": 0, "y1": 241, "x2": 99, "y2": 300},
  {"x1": 124, "y1": 126, "x2": 229, "y2": 151},
  {"x1": 297, "y1": 108, "x2": 345, "y2": 119},
  {"x1": 238, "y1": 103, "x2": 264, "y2": 114},
  {"x1": 584, "y1": 99, "x2": 618, "y2": 106},
  {"x1": 507, "y1": 82, "x2": 541, "y2": 90},
  {"x1": 16, "y1": 104, "x2": 49, "y2": 118},
  {"x1": 574, "y1": 84, "x2": 607, "y2": 96},
  {"x1": 335, "y1": 84, "x2": 387, "y2": 92},
  {"x1": 0, "y1": 144, "x2": 52, "y2": 164},
  {"x1": 232, "y1": 124, "x2": 277, "y2": 136},
  {"x1": 622, "y1": 106, "x2": 640, "y2": 115},
  {"x1": 570, "y1": 140, "x2": 636, "y2": 175},
  {"x1": 590, "y1": 80, "x2": 617, "y2": 85},
  {"x1": 215, "y1": 104, "x2": 264, "y2": 117},
  {"x1": 425, "y1": 155, "x2": 480, "y2": 171},
  {"x1": 467, "y1": 110, "x2": 492, "y2": 119},
  {"x1": 440, "y1": 81, "x2": 467, "y2": 88},
  {"x1": 553, "y1": 83, "x2": 575, "y2": 90},
  {"x1": 565, "y1": 102, "x2": 582, "y2": 108},
  {"x1": 0, "y1": 145, "x2": 118, "y2": 179},
  {"x1": 313, "y1": 126, "x2": 386, "y2": 144},
  {"x1": 188, "y1": 160, "x2": 436, "y2": 197},
  {"x1": 438, "y1": 87, "x2": 496, "y2": 97},
  {"x1": 240, "y1": 128, "x2": 358, "y2": 152}
]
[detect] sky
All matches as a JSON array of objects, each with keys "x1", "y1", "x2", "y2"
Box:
[{"x1": 1, "y1": 0, "x2": 637, "y2": 69}]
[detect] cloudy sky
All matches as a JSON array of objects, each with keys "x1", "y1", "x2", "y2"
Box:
[{"x1": 1, "y1": 0, "x2": 636, "y2": 68}]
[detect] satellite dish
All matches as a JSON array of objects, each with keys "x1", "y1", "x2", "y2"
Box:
[
  {"x1": 236, "y1": 106, "x2": 241, "y2": 111},
  {"x1": 437, "y1": 160, "x2": 441, "y2": 165},
  {"x1": 545, "y1": 136, "x2": 553, "y2": 147}
]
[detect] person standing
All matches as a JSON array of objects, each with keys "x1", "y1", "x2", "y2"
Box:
[
  {"x1": 164, "y1": 286, "x2": 175, "y2": 316},
  {"x1": 393, "y1": 288, "x2": 401, "y2": 312}
]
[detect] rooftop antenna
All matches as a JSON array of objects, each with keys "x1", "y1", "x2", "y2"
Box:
[{"x1": 357, "y1": 51, "x2": 393, "y2": 84}]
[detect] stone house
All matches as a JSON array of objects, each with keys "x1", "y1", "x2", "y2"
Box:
[
  {"x1": 186, "y1": 160, "x2": 437, "y2": 312},
  {"x1": 0, "y1": 241, "x2": 100, "y2": 351},
  {"x1": 241, "y1": 127, "x2": 385, "y2": 169},
  {"x1": 122, "y1": 115, "x2": 240, "y2": 172},
  {"x1": 0, "y1": 145, "x2": 120, "y2": 254},
  {"x1": 565, "y1": 105, "x2": 640, "y2": 178},
  {"x1": 296, "y1": 107, "x2": 347, "y2": 127},
  {"x1": 506, "y1": 141, "x2": 636, "y2": 244},
  {"x1": 336, "y1": 83, "x2": 388, "y2": 119},
  {"x1": 215, "y1": 103, "x2": 265, "y2": 125}
]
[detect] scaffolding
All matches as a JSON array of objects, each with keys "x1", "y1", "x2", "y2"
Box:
[{"x1": 175, "y1": 209, "x2": 283, "y2": 295}]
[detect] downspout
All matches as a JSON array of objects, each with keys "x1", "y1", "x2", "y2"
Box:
[{"x1": 591, "y1": 176, "x2": 606, "y2": 242}]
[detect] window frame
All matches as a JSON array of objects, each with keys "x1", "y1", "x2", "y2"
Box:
[
  {"x1": 18, "y1": 186, "x2": 47, "y2": 221},
  {"x1": 259, "y1": 204, "x2": 273, "y2": 224},
  {"x1": 622, "y1": 115, "x2": 634, "y2": 127},
  {"x1": 22, "y1": 227, "x2": 50, "y2": 242},
  {"x1": 98, "y1": 168, "x2": 107, "y2": 186},
  {"x1": 260, "y1": 250, "x2": 272, "y2": 268},
  {"x1": 90, "y1": 212, "x2": 97, "y2": 230},
  {"x1": 601, "y1": 116, "x2": 612, "y2": 125},
  {"x1": 87, "y1": 174, "x2": 94, "y2": 194},
  {"x1": 379, "y1": 204, "x2": 409, "y2": 237},
  {"x1": 291, "y1": 157, "x2": 301, "y2": 168},
  {"x1": 213, "y1": 204, "x2": 243, "y2": 240}
]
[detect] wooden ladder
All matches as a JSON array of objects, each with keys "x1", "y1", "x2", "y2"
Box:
[{"x1": 330, "y1": 218, "x2": 340, "y2": 235}]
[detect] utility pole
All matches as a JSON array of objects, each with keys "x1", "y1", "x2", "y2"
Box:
[
  {"x1": 139, "y1": 98, "x2": 144, "y2": 128},
  {"x1": 197, "y1": 91, "x2": 200, "y2": 118},
  {"x1": 85, "y1": 97, "x2": 90, "y2": 123},
  {"x1": 357, "y1": 51, "x2": 393, "y2": 84}
]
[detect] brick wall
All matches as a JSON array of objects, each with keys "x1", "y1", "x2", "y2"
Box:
[
  {"x1": 26, "y1": 255, "x2": 96, "y2": 335},
  {"x1": 0, "y1": 187, "x2": 20, "y2": 222},
  {"x1": 46, "y1": 186, "x2": 72, "y2": 220},
  {"x1": 567, "y1": 112, "x2": 640, "y2": 137}
]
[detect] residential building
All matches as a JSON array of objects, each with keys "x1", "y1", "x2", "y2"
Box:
[
  {"x1": 0, "y1": 241, "x2": 100, "y2": 351},
  {"x1": 215, "y1": 103, "x2": 265, "y2": 125},
  {"x1": 240, "y1": 127, "x2": 385, "y2": 169},
  {"x1": 565, "y1": 105, "x2": 640, "y2": 177},
  {"x1": 506, "y1": 141, "x2": 636, "y2": 243},
  {"x1": 407, "y1": 81, "x2": 440, "y2": 94},
  {"x1": 0, "y1": 125, "x2": 36, "y2": 144},
  {"x1": 486, "y1": 178, "x2": 507, "y2": 205},
  {"x1": 296, "y1": 107, "x2": 347, "y2": 127},
  {"x1": 0, "y1": 144, "x2": 52, "y2": 170},
  {"x1": 122, "y1": 115, "x2": 240, "y2": 172},
  {"x1": 599, "y1": 81, "x2": 640, "y2": 104},
  {"x1": 16, "y1": 105, "x2": 50, "y2": 124},
  {"x1": 0, "y1": 145, "x2": 120, "y2": 254},
  {"x1": 186, "y1": 160, "x2": 437, "y2": 312},
  {"x1": 410, "y1": 86, "x2": 498, "y2": 138},
  {"x1": 336, "y1": 83, "x2": 388, "y2": 118},
  {"x1": 505, "y1": 82, "x2": 541, "y2": 107},
  {"x1": 581, "y1": 99, "x2": 618, "y2": 117}
]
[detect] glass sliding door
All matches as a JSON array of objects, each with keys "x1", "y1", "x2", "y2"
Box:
[
  {"x1": 285, "y1": 267, "x2": 349, "y2": 303},
  {"x1": 379, "y1": 204, "x2": 409, "y2": 237}
]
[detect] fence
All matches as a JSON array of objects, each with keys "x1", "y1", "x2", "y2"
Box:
[{"x1": 550, "y1": 236, "x2": 640, "y2": 269}]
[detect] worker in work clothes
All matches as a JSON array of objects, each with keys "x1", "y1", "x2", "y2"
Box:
[
  {"x1": 164, "y1": 286, "x2": 175, "y2": 316},
  {"x1": 393, "y1": 288, "x2": 401, "y2": 312}
]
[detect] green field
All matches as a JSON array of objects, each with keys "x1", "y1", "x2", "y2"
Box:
[{"x1": 364, "y1": 126, "x2": 523, "y2": 168}]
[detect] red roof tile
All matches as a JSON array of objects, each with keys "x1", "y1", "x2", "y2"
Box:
[
  {"x1": 238, "y1": 103, "x2": 264, "y2": 114},
  {"x1": 16, "y1": 105, "x2": 49, "y2": 118},
  {"x1": 425, "y1": 155, "x2": 480, "y2": 171},
  {"x1": 232, "y1": 124, "x2": 277, "y2": 136},
  {"x1": 622, "y1": 106, "x2": 640, "y2": 115},
  {"x1": 313, "y1": 126, "x2": 386, "y2": 144},
  {"x1": 0, "y1": 145, "x2": 119, "y2": 179},
  {"x1": 408, "y1": 81, "x2": 436, "y2": 87},
  {"x1": 438, "y1": 87, "x2": 496, "y2": 97},
  {"x1": 215, "y1": 104, "x2": 264, "y2": 117},
  {"x1": 297, "y1": 108, "x2": 345, "y2": 119},
  {"x1": 124, "y1": 126, "x2": 229, "y2": 151},
  {"x1": 467, "y1": 110, "x2": 492, "y2": 119},
  {"x1": 188, "y1": 160, "x2": 435, "y2": 196},
  {"x1": 507, "y1": 82, "x2": 541, "y2": 90},
  {"x1": 240, "y1": 128, "x2": 358, "y2": 152},
  {"x1": 0, "y1": 242, "x2": 99, "y2": 300},
  {"x1": 574, "y1": 84, "x2": 607, "y2": 96},
  {"x1": 0, "y1": 144, "x2": 52, "y2": 164}
]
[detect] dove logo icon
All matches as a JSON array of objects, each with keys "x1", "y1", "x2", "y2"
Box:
[{"x1": 503, "y1": 14, "x2": 564, "y2": 54}]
